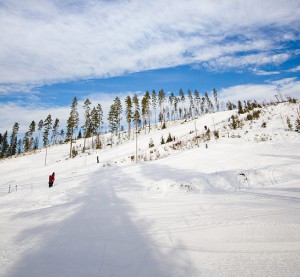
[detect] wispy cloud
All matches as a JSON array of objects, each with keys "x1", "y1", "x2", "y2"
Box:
[
  {"x1": 252, "y1": 69, "x2": 280, "y2": 76},
  {"x1": 220, "y1": 77, "x2": 300, "y2": 102},
  {"x1": 0, "y1": 0, "x2": 299, "y2": 86},
  {"x1": 287, "y1": 65, "x2": 300, "y2": 72}
]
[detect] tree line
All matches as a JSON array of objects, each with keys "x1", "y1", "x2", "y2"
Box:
[{"x1": 1, "y1": 88, "x2": 235, "y2": 159}]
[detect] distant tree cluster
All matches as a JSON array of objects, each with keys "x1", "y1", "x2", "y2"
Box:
[{"x1": 1, "y1": 87, "x2": 298, "y2": 160}]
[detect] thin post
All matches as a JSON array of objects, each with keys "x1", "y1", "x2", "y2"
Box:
[{"x1": 135, "y1": 128, "x2": 138, "y2": 163}]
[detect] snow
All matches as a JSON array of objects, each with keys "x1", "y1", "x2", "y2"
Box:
[{"x1": 1, "y1": 102, "x2": 300, "y2": 276}]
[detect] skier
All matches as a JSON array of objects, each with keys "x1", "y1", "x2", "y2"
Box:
[
  {"x1": 49, "y1": 172, "x2": 55, "y2": 188},
  {"x1": 51, "y1": 172, "x2": 55, "y2": 185},
  {"x1": 48, "y1": 175, "x2": 53, "y2": 188},
  {"x1": 97, "y1": 156, "x2": 99, "y2": 163}
]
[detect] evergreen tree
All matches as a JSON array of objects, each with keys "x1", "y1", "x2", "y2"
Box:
[
  {"x1": 52, "y1": 118, "x2": 59, "y2": 145},
  {"x1": 33, "y1": 137, "x2": 39, "y2": 150},
  {"x1": 125, "y1": 95, "x2": 133, "y2": 139},
  {"x1": 194, "y1": 90, "x2": 201, "y2": 115},
  {"x1": 238, "y1": 100, "x2": 244, "y2": 114},
  {"x1": 0, "y1": 131, "x2": 9, "y2": 158},
  {"x1": 187, "y1": 89, "x2": 194, "y2": 118},
  {"x1": 287, "y1": 117, "x2": 293, "y2": 130},
  {"x1": 158, "y1": 89, "x2": 165, "y2": 126},
  {"x1": 9, "y1": 122, "x2": 19, "y2": 156},
  {"x1": 205, "y1": 92, "x2": 213, "y2": 113},
  {"x1": 83, "y1": 98, "x2": 92, "y2": 151},
  {"x1": 17, "y1": 138, "x2": 22, "y2": 154},
  {"x1": 37, "y1": 119, "x2": 43, "y2": 147},
  {"x1": 59, "y1": 129, "x2": 65, "y2": 143},
  {"x1": 174, "y1": 97, "x2": 179, "y2": 120},
  {"x1": 43, "y1": 114, "x2": 52, "y2": 147},
  {"x1": 108, "y1": 103, "x2": 118, "y2": 135},
  {"x1": 113, "y1": 97, "x2": 122, "y2": 137},
  {"x1": 201, "y1": 97, "x2": 205, "y2": 114},
  {"x1": 145, "y1": 91, "x2": 151, "y2": 132},
  {"x1": 67, "y1": 97, "x2": 79, "y2": 157},
  {"x1": 179, "y1": 88, "x2": 185, "y2": 118},
  {"x1": 132, "y1": 94, "x2": 141, "y2": 133},
  {"x1": 96, "y1": 103, "x2": 103, "y2": 147},
  {"x1": 151, "y1": 90, "x2": 157, "y2": 127},
  {"x1": 213, "y1": 88, "x2": 219, "y2": 111},
  {"x1": 90, "y1": 107, "x2": 98, "y2": 147},
  {"x1": 141, "y1": 95, "x2": 147, "y2": 131},
  {"x1": 295, "y1": 118, "x2": 300, "y2": 131},
  {"x1": 77, "y1": 129, "x2": 82, "y2": 139},
  {"x1": 169, "y1": 92, "x2": 176, "y2": 121}
]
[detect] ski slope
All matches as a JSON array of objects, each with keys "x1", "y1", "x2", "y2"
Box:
[{"x1": 1, "y1": 102, "x2": 300, "y2": 276}]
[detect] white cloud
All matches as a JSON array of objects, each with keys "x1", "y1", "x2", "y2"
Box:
[
  {"x1": 0, "y1": 0, "x2": 299, "y2": 85},
  {"x1": 220, "y1": 78, "x2": 300, "y2": 103},
  {"x1": 287, "y1": 65, "x2": 300, "y2": 72},
  {"x1": 252, "y1": 69, "x2": 280, "y2": 76}
]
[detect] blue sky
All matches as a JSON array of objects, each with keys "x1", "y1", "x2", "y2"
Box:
[{"x1": 0, "y1": 0, "x2": 300, "y2": 133}]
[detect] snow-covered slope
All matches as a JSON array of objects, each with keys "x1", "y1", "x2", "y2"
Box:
[{"x1": 1, "y1": 102, "x2": 300, "y2": 276}]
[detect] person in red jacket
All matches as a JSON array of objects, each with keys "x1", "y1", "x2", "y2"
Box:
[{"x1": 48, "y1": 172, "x2": 55, "y2": 188}]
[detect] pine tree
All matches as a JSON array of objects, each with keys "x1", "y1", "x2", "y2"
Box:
[
  {"x1": 59, "y1": 129, "x2": 65, "y2": 143},
  {"x1": 90, "y1": 107, "x2": 98, "y2": 148},
  {"x1": 295, "y1": 118, "x2": 300, "y2": 131},
  {"x1": 17, "y1": 138, "x2": 22, "y2": 154},
  {"x1": 113, "y1": 97, "x2": 122, "y2": 137},
  {"x1": 179, "y1": 88, "x2": 185, "y2": 118},
  {"x1": 238, "y1": 100, "x2": 244, "y2": 114},
  {"x1": 83, "y1": 98, "x2": 92, "y2": 152},
  {"x1": 67, "y1": 96, "x2": 79, "y2": 158},
  {"x1": 37, "y1": 119, "x2": 43, "y2": 147},
  {"x1": 144, "y1": 91, "x2": 151, "y2": 132},
  {"x1": 213, "y1": 88, "x2": 219, "y2": 112},
  {"x1": 52, "y1": 118, "x2": 59, "y2": 145},
  {"x1": 43, "y1": 115, "x2": 52, "y2": 147},
  {"x1": 108, "y1": 103, "x2": 117, "y2": 135},
  {"x1": 125, "y1": 95, "x2": 133, "y2": 139},
  {"x1": 96, "y1": 103, "x2": 103, "y2": 147},
  {"x1": 158, "y1": 89, "x2": 165, "y2": 126},
  {"x1": 169, "y1": 92, "x2": 175, "y2": 121},
  {"x1": 9, "y1": 122, "x2": 19, "y2": 156},
  {"x1": 287, "y1": 117, "x2": 293, "y2": 131},
  {"x1": 132, "y1": 94, "x2": 141, "y2": 134},
  {"x1": 187, "y1": 89, "x2": 194, "y2": 118},
  {"x1": 141, "y1": 95, "x2": 147, "y2": 131},
  {"x1": 205, "y1": 92, "x2": 213, "y2": 113},
  {"x1": 0, "y1": 131, "x2": 9, "y2": 158},
  {"x1": 194, "y1": 90, "x2": 201, "y2": 115},
  {"x1": 151, "y1": 90, "x2": 157, "y2": 127},
  {"x1": 166, "y1": 133, "x2": 172, "y2": 143}
]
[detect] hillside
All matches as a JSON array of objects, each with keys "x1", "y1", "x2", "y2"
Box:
[{"x1": 0, "y1": 102, "x2": 300, "y2": 277}]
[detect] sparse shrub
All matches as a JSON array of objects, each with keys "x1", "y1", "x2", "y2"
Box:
[
  {"x1": 246, "y1": 113, "x2": 253, "y2": 121},
  {"x1": 261, "y1": 122, "x2": 267, "y2": 128},
  {"x1": 166, "y1": 133, "x2": 173, "y2": 143},
  {"x1": 295, "y1": 118, "x2": 300, "y2": 132},
  {"x1": 149, "y1": 138, "x2": 154, "y2": 148},
  {"x1": 238, "y1": 100, "x2": 244, "y2": 114},
  {"x1": 213, "y1": 130, "x2": 219, "y2": 139},
  {"x1": 252, "y1": 110, "x2": 261, "y2": 119},
  {"x1": 287, "y1": 117, "x2": 293, "y2": 131},
  {"x1": 72, "y1": 146, "x2": 78, "y2": 158}
]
